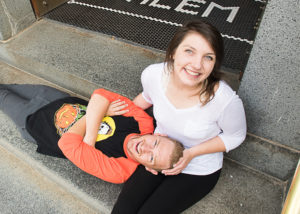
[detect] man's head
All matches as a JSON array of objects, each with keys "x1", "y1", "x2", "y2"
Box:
[{"x1": 127, "y1": 134, "x2": 184, "y2": 171}]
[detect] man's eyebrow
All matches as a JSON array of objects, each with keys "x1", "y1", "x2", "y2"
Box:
[{"x1": 153, "y1": 138, "x2": 160, "y2": 166}]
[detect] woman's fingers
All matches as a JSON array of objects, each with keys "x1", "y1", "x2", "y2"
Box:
[{"x1": 145, "y1": 167, "x2": 158, "y2": 175}]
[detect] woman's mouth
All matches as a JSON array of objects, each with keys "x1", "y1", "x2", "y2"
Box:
[{"x1": 184, "y1": 68, "x2": 200, "y2": 77}]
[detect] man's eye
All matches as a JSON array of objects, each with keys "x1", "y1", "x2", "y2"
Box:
[
  {"x1": 150, "y1": 155, "x2": 154, "y2": 162},
  {"x1": 154, "y1": 140, "x2": 157, "y2": 147}
]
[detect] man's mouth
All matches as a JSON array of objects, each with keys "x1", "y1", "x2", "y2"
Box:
[{"x1": 135, "y1": 142, "x2": 141, "y2": 154}]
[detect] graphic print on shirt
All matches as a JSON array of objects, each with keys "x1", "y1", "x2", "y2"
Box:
[
  {"x1": 54, "y1": 103, "x2": 87, "y2": 136},
  {"x1": 96, "y1": 116, "x2": 116, "y2": 141}
]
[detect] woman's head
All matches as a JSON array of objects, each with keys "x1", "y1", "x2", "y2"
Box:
[
  {"x1": 165, "y1": 19, "x2": 224, "y2": 104},
  {"x1": 165, "y1": 19, "x2": 224, "y2": 75}
]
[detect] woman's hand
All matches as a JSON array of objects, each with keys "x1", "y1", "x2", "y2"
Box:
[
  {"x1": 162, "y1": 149, "x2": 193, "y2": 176},
  {"x1": 106, "y1": 99, "x2": 129, "y2": 116},
  {"x1": 145, "y1": 167, "x2": 158, "y2": 175}
]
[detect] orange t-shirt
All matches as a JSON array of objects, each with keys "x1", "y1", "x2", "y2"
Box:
[{"x1": 58, "y1": 89, "x2": 154, "y2": 183}]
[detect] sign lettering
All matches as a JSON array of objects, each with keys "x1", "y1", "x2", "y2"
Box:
[{"x1": 140, "y1": 0, "x2": 239, "y2": 23}]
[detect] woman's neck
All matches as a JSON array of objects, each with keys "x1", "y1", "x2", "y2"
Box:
[
  {"x1": 165, "y1": 74, "x2": 204, "y2": 109},
  {"x1": 169, "y1": 73, "x2": 203, "y2": 98}
]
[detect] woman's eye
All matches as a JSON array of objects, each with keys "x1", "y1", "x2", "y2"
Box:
[
  {"x1": 154, "y1": 140, "x2": 157, "y2": 147},
  {"x1": 205, "y1": 55, "x2": 214, "y2": 61},
  {"x1": 150, "y1": 155, "x2": 154, "y2": 162},
  {"x1": 185, "y1": 49, "x2": 193, "y2": 54}
]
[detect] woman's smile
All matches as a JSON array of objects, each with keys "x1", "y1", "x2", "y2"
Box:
[{"x1": 184, "y1": 67, "x2": 201, "y2": 77}]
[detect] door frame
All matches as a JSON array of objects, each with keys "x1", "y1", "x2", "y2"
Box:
[{"x1": 30, "y1": 0, "x2": 69, "y2": 18}]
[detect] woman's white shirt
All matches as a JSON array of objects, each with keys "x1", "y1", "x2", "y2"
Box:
[{"x1": 141, "y1": 63, "x2": 247, "y2": 175}]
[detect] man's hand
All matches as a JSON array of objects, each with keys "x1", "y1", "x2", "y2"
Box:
[{"x1": 107, "y1": 99, "x2": 129, "y2": 116}]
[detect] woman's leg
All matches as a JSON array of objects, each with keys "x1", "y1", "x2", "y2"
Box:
[
  {"x1": 112, "y1": 165, "x2": 165, "y2": 214},
  {"x1": 137, "y1": 169, "x2": 221, "y2": 214},
  {"x1": 0, "y1": 84, "x2": 69, "y2": 142}
]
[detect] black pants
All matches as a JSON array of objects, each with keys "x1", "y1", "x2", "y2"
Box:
[{"x1": 112, "y1": 165, "x2": 221, "y2": 214}]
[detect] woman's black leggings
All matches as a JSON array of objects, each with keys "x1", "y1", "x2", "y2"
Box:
[{"x1": 112, "y1": 165, "x2": 221, "y2": 214}]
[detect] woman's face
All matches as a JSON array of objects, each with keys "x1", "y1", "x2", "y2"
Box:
[{"x1": 172, "y1": 32, "x2": 216, "y2": 88}]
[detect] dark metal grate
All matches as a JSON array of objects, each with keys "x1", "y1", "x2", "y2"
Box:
[{"x1": 45, "y1": 0, "x2": 267, "y2": 73}]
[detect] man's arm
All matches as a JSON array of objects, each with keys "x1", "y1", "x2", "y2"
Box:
[
  {"x1": 84, "y1": 93, "x2": 109, "y2": 146},
  {"x1": 58, "y1": 116, "x2": 138, "y2": 184},
  {"x1": 86, "y1": 89, "x2": 154, "y2": 143}
]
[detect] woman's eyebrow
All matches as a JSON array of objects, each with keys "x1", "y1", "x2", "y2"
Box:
[
  {"x1": 182, "y1": 45, "x2": 196, "y2": 50},
  {"x1": 182, "y1": 45, "x2": 215, "y2": 55},
  {"x1": 206, "y1": 52, "x2": 216, "y2": 55}
]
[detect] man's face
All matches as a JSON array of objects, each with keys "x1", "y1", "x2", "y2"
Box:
[{"x1": 127, "y1": 134, "x2": 175, "y2": 170}]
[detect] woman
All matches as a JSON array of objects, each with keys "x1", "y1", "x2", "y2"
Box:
[{"x1": 111, "y1": 19, "x2": 247, "y2": 213}]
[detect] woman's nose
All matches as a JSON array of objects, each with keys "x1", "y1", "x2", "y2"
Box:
[{"x1": 191, "y1": 57, "x2": 202, "y2": 70}]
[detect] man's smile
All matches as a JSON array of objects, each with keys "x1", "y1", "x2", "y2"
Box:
[{"x1": 135, "y1": 141, "x2": 142, "y2": 154}]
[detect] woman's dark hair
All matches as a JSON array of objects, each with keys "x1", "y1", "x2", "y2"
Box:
[{"x1": 165, "y1": 19, "x2": 224, "y2": 105}]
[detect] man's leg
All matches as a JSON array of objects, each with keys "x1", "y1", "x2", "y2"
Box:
[
  {"x1": 111, "y1": 165, "x2": 165, "y2": 214},
  {"x1": 137, "y1": 169, "x2": 221, "y2": 214},
  {"x1": 0, "y1": 84, "x2": 69, "y2": 142}
]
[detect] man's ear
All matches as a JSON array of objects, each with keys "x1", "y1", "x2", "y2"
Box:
[{"x1": 154, "y1": 133, "x2": 168, "y2": 137}]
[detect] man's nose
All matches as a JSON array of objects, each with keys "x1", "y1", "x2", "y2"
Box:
[{"x1": 141, "y1": 143, "x2": 151, "y2": 153}]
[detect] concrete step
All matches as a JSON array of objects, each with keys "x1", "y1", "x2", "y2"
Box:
[
  {"x1": 0, "y1": 138, "x2": 100, "y2": 214},
  {"x1": 0, "y1": 18, "x2": 295, "y2": 213},
  {"x1": 0, "y1": 62, "x2": 286, "y2": 213},
  {"x1": 226, "y1": 134, "x2": 299, "y2": 181}
]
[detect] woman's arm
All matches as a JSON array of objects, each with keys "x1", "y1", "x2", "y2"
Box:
[
  {"x1": 133, "y1": 93, "x2": 152, "y2": 110},
  {"x1": 163, "y1": 95, "x2": 246, "y2": 176},
  {"x1": 162, "y1": 136, "x2": 226, "y2": 175}
]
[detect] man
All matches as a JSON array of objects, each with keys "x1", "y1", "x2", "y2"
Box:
[{"x1": 0, "y1": 84, "x2": 183, "y2": 184}]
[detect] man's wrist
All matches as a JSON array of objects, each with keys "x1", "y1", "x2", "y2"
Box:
[{"x1": 83, "y1": 136, "x2": 96, "y2": 147}]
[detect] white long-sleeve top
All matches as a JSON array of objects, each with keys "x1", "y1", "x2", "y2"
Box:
[{"x1": 141, "y1": 63, "x2": 247, "y2": 175}]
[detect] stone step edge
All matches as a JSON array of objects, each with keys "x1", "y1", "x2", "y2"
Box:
[
  {"x1": 246, "y1": 132, "x2": 300, "y2": 154},
  {"x1": 225, "y1": 155, "x2": 289, "y2": 207},
  {"x1": 1, "y1": 59, "x2": 90, "y2": 100},
  {"x1": 0, "y1": 137, "x2": 111, "y2": 214},
  {"x1": 0, "y1": 53, "x2": 100, "y2": 99},
  {"x1": 225, "y1": 155, "x2": 287, "y2": 185}
]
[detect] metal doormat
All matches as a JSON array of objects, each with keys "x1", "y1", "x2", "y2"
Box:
[{"x1": 45, "y1": 0, "x2": 267, "y2": 74}]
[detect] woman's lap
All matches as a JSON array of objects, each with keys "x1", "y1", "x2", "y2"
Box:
[
  {"x1": 112, "y1": 165, "x2": 221, "y2": 214},
  {"x1": 112, "y1": 165, "x2": 165, "y2": 214}
]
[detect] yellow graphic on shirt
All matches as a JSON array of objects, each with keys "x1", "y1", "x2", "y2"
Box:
[
  {"x1": 96, "y1": 116, "x2": 116, "y2": 141},
  {"x1": 54, "y1": 103, "x2": 86, "y2": 136}
]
